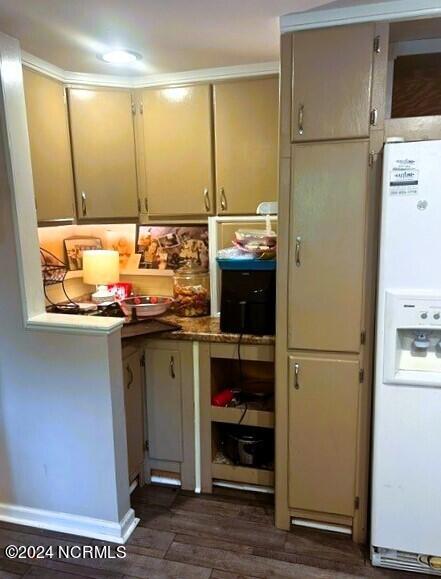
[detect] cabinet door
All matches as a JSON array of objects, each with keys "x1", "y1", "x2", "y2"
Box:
[
  {"x1": 142, "y1": 85, "x2": 214, "y2": 217},
  {"x1": 67, "y1": 88, "x2": 139, "y2": 220},
  {"x1": 23, "y1": 68, "x2": 74, "y2": 222},
  {"x1": 288, "y1": 355, "x2": 360, "y2": 517},
  {"x1": 145, "y1": 348, "x2": 183, "y2": 462},
  {"x1": 214, "y1": 78, "x2": 279, "y2": 214},
  {"x1": 288, "y1": 141, "x2": 368, "y2": 352},
  {"x1": 292, "y1": 24, "x2": 374, "y2": 141},
  {"x1": 123, "y1": 351, "x2": 144, "y2": 482}
]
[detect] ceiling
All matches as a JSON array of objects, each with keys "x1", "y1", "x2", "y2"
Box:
[{"x1": 0, "y1": 0, "x2": 341, "y2": 76}]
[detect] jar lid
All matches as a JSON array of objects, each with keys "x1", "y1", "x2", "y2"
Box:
[{"x1": 175, "y1": 260, "x2": 208, "y2": 275}]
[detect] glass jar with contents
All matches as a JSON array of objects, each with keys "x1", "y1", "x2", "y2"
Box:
[{"x1": 173, "y1": 262, "x2": 210, "y2": 317}]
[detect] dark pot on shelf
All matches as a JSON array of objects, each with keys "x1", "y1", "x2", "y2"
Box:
[{"x1": 223, "y1": 426, "x2": 273, "y2": 468}]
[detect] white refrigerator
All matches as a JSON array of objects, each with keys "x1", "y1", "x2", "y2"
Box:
[{"x1": 372, "y1": 139, "x2": 441, "y2": 574}]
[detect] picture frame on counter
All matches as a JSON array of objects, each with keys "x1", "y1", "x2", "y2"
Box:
[{"x1": 63, "y1": 236, "x2": 103, "y2": 271}]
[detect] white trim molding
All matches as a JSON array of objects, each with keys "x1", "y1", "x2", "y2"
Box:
[
  {"x1": 22, "y1": 50, "x2": 279, "y2": 88},
  {"x1": 390, "y1": 38, "x2": 441, "y2": 58},
  {"x1": 281, "y1": 0, "x2": 441, "y2": 33},
  {"x1": 192, "y1": 341, "x2": 201, "y2": 494},
  {"x1": 129, "y1": 61, "x2": 279, "y2": 88},
  {"x1": 26, "y1": 313, "x2": 123, "y2": 335},
  {"x1": 0, "y1": 33, "x2": 44, "y2": 322},
  {"x1": 0, "y1": 503, "x2": 139, "y2": 544},
  {"x1": 21, "y1": 51, "x2": 65, "y2": 83}
]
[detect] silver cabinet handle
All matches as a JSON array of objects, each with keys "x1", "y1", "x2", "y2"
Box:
[
  {"x1": 144, "y1": 197, "x2": 148, "y2": 212},
  {"x1": 374, "y1": 35, "x2": 381, "y2": 53},
  {"x1": 169, "y1": 355, "x2": 175, "y2": 379},
  {"x1": 220, "y1": 187, "x2": 227, "y2": 211},
  {"x1": 294, "y1": 363, "x2": 300, "y2": 390},
  {"x1": 203, "y1": 188, "x2": 210, "y2": 212},
  {"x1": 295, "y1": 236, "x2": 302, "y2": 267},
  {"x1": 81, "y1": 191, "x2": 87, "y2": 216},
  {"x1": 126, "y1": 364, "x2": 133, "y2": 389},
  {"x1": 298, "y1": 104, "x2": 304, "y2": 135}
]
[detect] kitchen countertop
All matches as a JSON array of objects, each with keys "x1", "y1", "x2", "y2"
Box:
[{"x1": 121, "y1": 313, "x2": 275, "y2": 345}]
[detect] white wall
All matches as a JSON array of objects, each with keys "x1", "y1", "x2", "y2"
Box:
[{"x1": 0, "y1": 32, "x2": 134, "y2": 542}]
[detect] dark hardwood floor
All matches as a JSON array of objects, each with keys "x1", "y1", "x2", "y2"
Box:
[{"x1": 0, "y1": 484, "x2": 425, "y2": 578}]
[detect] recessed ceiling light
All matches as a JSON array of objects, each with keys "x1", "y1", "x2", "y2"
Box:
[{"x1": 99, "y1": 49, "x2": 142, "y2": 64}]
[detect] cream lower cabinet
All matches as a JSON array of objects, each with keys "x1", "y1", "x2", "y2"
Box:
[
  {"x1": 288, "y1": 355, "x2": 360, "y2": 518},
  {"x1": 141, "y1": 85, "x2": 214, "y2": 218},
  {"x1": 122, "y1": 346, "x2": 145, "y2": 484},
  {"x1": 144, "y1": 340, "x2": 195, "y2": 490},
  {"x1": 23, "y1": 67, "x2": 75, "y2": 222},
  {"x1": 67, "y1": 88, "x2": 139, "y2": 220},
  {"x1": 214, "y1": 77, "x2": 279, "y2": 214}
]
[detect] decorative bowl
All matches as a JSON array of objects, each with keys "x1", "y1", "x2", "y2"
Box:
[{"x1": 120, "y1": 296, "x2": 173, "y2": 318}]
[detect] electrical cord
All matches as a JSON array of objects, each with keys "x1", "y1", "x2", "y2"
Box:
[
  {"x1": 237, "y1": 332, "x2": 249, "y2": 425},
  {"x1": 238, "y1": 331, "x2": 243, "y2": 385}
]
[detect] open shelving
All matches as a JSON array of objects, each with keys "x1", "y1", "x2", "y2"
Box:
[
  {"x1": 199, "y1": 341, "x2": 275, "y2": 493},
  {"x1": 384, "y1": 18, "x2": 441, "y2": 142},
  {"x1": 211, "y1": 405, "x2": 274, "y2": 428},
  {"x1": 212, "y1": 461, "x2": 274, "y2": 487}
]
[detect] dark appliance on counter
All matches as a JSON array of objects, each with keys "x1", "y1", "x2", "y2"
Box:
[
  {"x1": 218, "y1": 260, "x2": 276, "y2": 335},
  {"x1": 222, "y1": 425, "x2": 273, "y2": 468}
]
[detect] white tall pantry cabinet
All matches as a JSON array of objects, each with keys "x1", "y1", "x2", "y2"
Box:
[{"x1": 275, "y1": 22, "x2": 388, "y2": 542}]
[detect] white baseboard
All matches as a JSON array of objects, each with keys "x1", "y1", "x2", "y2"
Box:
[
  {"x1": 292, "y1": 517, "x2": 351, "y2": 535},
  {"x1": 0, "y1": 503, "x2": 139, "y2": 544}
]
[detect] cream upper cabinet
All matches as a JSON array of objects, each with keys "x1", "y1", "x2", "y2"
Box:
[
  {"x1": 23, "y1": 68, "x2": 75, "y2": 222},
  {"x1": 288, "y1": 141, "x2": 368, "y2": 353},
  {"x1": 292, "y1": 24, "x2": 374, "y2": 141},
  {"x1": 214, "y1": 77, "x2": 279, "y2": 214},
  {"x1": 288, "y1": 355, "x2": 360, "y2": 517},
  {"x1": 67, "y1": 88, "x2": 139, "y2": 220},
  {"x1": 142, "y1": 85, "x2": 214, "y2": 217}
]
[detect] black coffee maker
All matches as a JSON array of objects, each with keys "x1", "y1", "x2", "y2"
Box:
[{"x1": 220, "y1": 264, "x2": 276, "y2": 336}]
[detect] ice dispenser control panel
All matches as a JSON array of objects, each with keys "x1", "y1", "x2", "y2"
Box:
[{"x1": 383, "y1": 293, "x2": 441, "y2": 387}]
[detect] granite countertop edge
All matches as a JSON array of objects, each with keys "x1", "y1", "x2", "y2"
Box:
[{"x1": 121, "y1": 313, "x2": 275, "y2": 346}]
